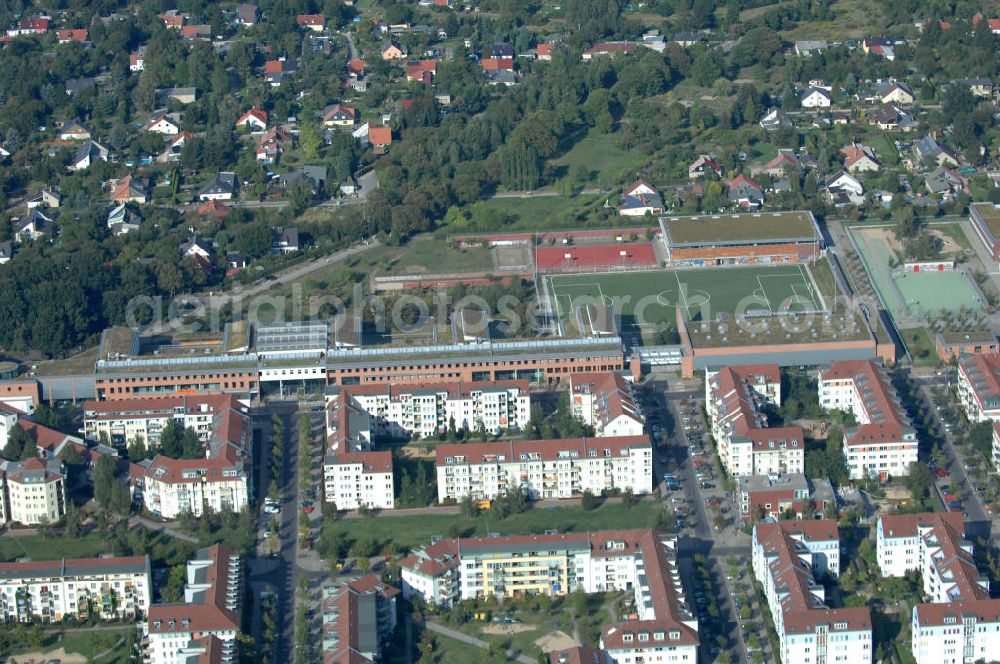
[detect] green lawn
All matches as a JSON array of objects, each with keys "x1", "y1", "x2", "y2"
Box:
[
  {"x1": 324, "y1": 501, "x2": 665, "y2": 555},
  {"x1": 0, "y1": 532, "x2": 117, "y2": 562},
  {"x1": 3, "y1": 628, "x2": 133, "y2": 662},
  {"x1": 549, "y1": 131, "x2": 650, "y2": 188},
  {"x1": 900, "y1": 327, "x2": 937, "y2": 364}
]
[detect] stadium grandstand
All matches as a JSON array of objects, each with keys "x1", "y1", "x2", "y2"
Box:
[{"x1": 659, "y1": 211, "x2": 822, "y2": 267}]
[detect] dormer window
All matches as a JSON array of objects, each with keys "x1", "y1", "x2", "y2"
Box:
[
  {"x1": 669, "y1": 630, "x2": 680, "y2": 640},
  {"x1": 623, "y1": 632, "x2": 633, "y2": 643},
  {"x1": 638, "y1": 632, "x2": 649, "y2": 642}
]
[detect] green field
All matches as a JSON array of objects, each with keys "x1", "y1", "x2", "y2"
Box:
[
  {"x1": 323, "y1": 501, "x2": 665, "y2": 555},
  {"x1": 550, "y1": 131, "x2": 650, "y2": 188},
  {"x1": 546, "y1": 264, "x2": 825, "y2": 341}
]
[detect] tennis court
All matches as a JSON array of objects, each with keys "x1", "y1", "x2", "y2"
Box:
[
  {"x1": 546, "y1": 264, "x2": 825, "y2": 338},
  {"x1": 849, "y1": 226, "x2": 983, "y2": 318}
]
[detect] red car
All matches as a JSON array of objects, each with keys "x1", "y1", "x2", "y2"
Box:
[{"x1": 301, "y1": 505, "x2": 314, "y2": 514}]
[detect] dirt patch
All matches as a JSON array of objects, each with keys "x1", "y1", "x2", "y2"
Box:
[
  {"x1": 398, "y1": 445, "x2": 434, "y2": 459},
  {"x1": 8, "y1": 648, "x2": 87, "y2": 664},
  {"x1": 481, "y1": 623, "x2": 537, "y2": 636},
  {"x1": 534, "y1": 630, "x2": 579, "y2": 653},
  {"x1": 860, "y1": 226, "x2": 964, "y2": 259}
]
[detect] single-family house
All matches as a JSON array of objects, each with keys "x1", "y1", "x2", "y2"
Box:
[
  {"x1": 581, "y1": 41, "x2": 638, "y2": 60},
  {"x1": 368, "y1": 126, "x2": 392, "y2": 153},
  {"x1": 254, "y1": 125, "x2": 293, "y2": 164},
  {"x1": 106, "y1": 203, "x2": 141, "y2": 235},
  {"x1": 226, "y1": 252, "x2": 248, "y2": 275},
  {"x1": 0, "y1": 145, "x2": 9, "y2": 161},
  {"x1": 143, "y1": 113, "x2": 180, "y2": 135},
  {"x1": 381, "y1": 40, "x2": 407, "y2": 60},
  {"x1": 762, "y1": 149, "x2": 801, "y2": 177},
  {"x1": 760, "y1": 108, "x2": 792, "y2": 131},
  {"x1": 536, "y1": 43, "x2": 558, "y2": 60},
  {"x1": 877, "y1": 81, "x2": 914, "y2": 105},
  {"x1": 59, "y1": 119, "x2": 92, "y2": 141},
  {"x1": 235, "y1": 4, "x2": 258, "y2": 27},
  {"x1": 486, "y1": 70, "x2": 517, "y2": 86},
  {"x1": 406, "y1": 59, "x2": 437, "y2": 82},
  {"x1": 197, "y1": 199, "x2": 230, "y2": 221},
  {"x1": 56, "y1": 29, "x2": 88, "y2": 44},
  {"x1": 158, "y1": 11, "x2": 186, "y2": 29},
  {"x1": 619, "y1": 179, "x2": 664, "y2": 217},
  {"x1": 841, "y1": 144, "x2": 881, "y2": 173},
  {"x1": 863, "y1": 37, "x2": 895, "y2": 60},
  {"x1": 825, "y1": 170, "x2": 865, "y2": 207},
  {"x1": 110, "y1": 174, "x2": 148, "y2": 204},
  {"x1": 264, "y1": 58, "x2": 298, "y2": 87},
  {"x1": 236, "y1": 107, "x2": 267, "y2": 132},
  {"x1": 296, "y1": 14, "x2": 325, "y2": 31},
  {"x1": 272, "y1": 227, "x2": 300, "y2": 254},
  {"x1": 322, "y1": 105, "x2": 357, "y2": 127},
  {"x1": 15, "y1": 209, "x2": 55, "y2": 242},
  {"x1": 198, "y1": 172, "x2": 237, "y2": 201},
  {"x1": 26, "y1": 188, "x2": 61, "y2": 209},
  {"x1": 673, "y1": 32, "x2": 704, "y2": 47},
  {"x1": 925, "y1": 167, "x2": 968, "y2": 198},
  {"x1": 8, "y1": 17, "x2": 49, "y2": 37},
  {"x1": 70, "y1": 140, "x2": 109, "y2": 171},
  {"x1": 728, "y1": 175, "x2": 764, "y2": 208},
  {"x1": 129, "y1": 50, "x2": 145, "y2": 72},
  {"x1": 0, "y1": 241, "x2": 13, "y2": 264},
  {"x1": 961, "y1": 78, "x2": 994, "y2": 98},
  {"x1": 179, "y1": 24, "x2": 211, "y2": 40},
  {"x1": 794, "y1": 40, "x2": 828, "y2": 56},
  {"x1": 482, "y1": 57, "x2": 514, "y2": 72},
  {"x1": 914, "y1": 135, "x2": 959, "y2": 168},
  {"x1": 157, "y1": 132, "x2": 190, "y2": 163},
  {"x1": 869, "y1": 104, "x2": 915, "y2": 132},
  {"x1": 158, "y1": 87, "x2": 197, "y2": 105},
  {"x1": 275, "y1": 166, "x2": 326, "y2": 193},
  {"x1": 799, "y1": 87, "x2": 832, "y2": 108},
  {"x1": 689, "y1": 154, "x2": 723, "y2": 179}
]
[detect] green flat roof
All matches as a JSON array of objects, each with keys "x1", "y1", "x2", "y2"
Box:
[
  {"x1": 684, "y1": 309, "x2": 871, "y2": 348},
  {"x1": 663, "y1": 211, "x2": 818, "y2": 246},
  {"x1": 971, "y1": 203, "x2": 1000, "y2": 241}
]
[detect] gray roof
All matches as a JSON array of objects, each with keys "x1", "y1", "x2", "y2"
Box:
[{"x1": 199, "y1": 172, "x2": 236, "y2": 196}]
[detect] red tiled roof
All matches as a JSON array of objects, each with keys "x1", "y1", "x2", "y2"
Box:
[
  {"x1": 368, "y1": 126, "x2": 392, "y2": 146},
  {"x1": 819, "y1": 360, "x2": 910, "y2": 447},
  {"x1": 568, "y1": 372, "x2": 642, "y2": 429},
  {"x1": 296, "y1": 14, "x2": 325, "y2": 26},
  {"x1": 147, "y1": 544, "x2": 240, "y2": 634}
]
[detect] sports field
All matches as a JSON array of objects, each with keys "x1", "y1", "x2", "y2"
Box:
[
  {"x1": 546, "y1": 264, "x2": 825, "y2": 341},
  {"x1": 849, "y1": 226, "x2": 983, "y2": 319}
]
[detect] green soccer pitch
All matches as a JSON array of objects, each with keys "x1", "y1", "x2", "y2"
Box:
[{"x1": 545, "y1": 264, "x2": 825, "y2": 334}]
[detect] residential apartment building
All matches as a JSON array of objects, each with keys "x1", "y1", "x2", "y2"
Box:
[
  {"x1": 434, "y1": 436, "x2": 653, "y2": 503},
  {"x1": 818, "y1": 360, "x2": 918, "y2": 480},
  {"x1": 568, "y1": 372, "x2": 644, "y2": 437},
  {"x1": 83, "y1": 393, "x2": 250, "y2": 450},
  {"x1": 877, "y1": 513, "x2": 1000, "y2": 664},
  {"x1": 705, "y1": 365, "x2": 804, "y2": 478},
  {"x1": 752, "y1": 520, "x2": 872, "y2": 664},
  {"x1": 0, "y1": 555, "x2": 150, "y2": 622},
  {"x1": 958, "y1": 352, "x2": 1000, "y2": 422},
  {"x1": 323, "y1": 450, "x2": 395, "y2": 510},
  {"x1": 2, "y1": 457, "x2": 66, "y2": 525},
  {"x1": 736, "y1": 473, "x2": 835, "y2": 523},
  {"x1": 130, "y1": 400, "x2": 252, "y2": 519},
  {"x1": 402, "y1": 530, "x2": 699, "y2": 663},
  {"x1": 325, "y1": 380, "x2": 531, "y2": 440},
  {"x1": 321, "y1": 575, "x2": 399, "y2": 663},
  {"x1": 145, "y1": 545, "x2": 242, "y2": 664}
]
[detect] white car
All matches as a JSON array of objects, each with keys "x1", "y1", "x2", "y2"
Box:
[{"x1": 264, "y1": 502, "x2": 280, "y2": 514}]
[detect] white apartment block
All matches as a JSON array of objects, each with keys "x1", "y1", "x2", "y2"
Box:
[
  {"x1": 877, "y1": 513, "x2": 1000, "y2": 664},
  {"x1": 705, "y1": 365, "x2": 804, "y2": 478},
  {"x1": 325, "y1": 380, "x2": 531, "y2": 441},
  {"x1": 958, "y1": 353, "x2": 1000, "y2": 422},
  {"x1": 323, "y1": 451, "x2": 395, "y2": 510},
  {"x1": 752, "y1": 520, "x2": 872, "y2": 664},
  {"x1": 993, "y1": 422, "x2": 1000, "y2": 470},
  {"x1": 83, "y1": 393, "x2": 249, "y2": 450},
  {"x1": 435, "y1": 436, "x2": 653, "y2": 503},
  {"x1": 2, "y1": 457, "x2": 66, "y2": 525},
  {"x1": 402, "y1": 530, "x2": 699, "y2": 663},
  {"x1": 0, "y1": 556, "x2": 151, "y2": 622},
  {"x1": 145, "y1": 545, "x2": 242, "y2": 664},
  {"x1": 568, "y1": 372, "x2": 644, "y2": 437},
  {"x1": 818, "y1": 360, "x2": 918, "y2": 480},
  {"x1": 131, "y1": 399, "x2": 252, "y2": 519}
]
